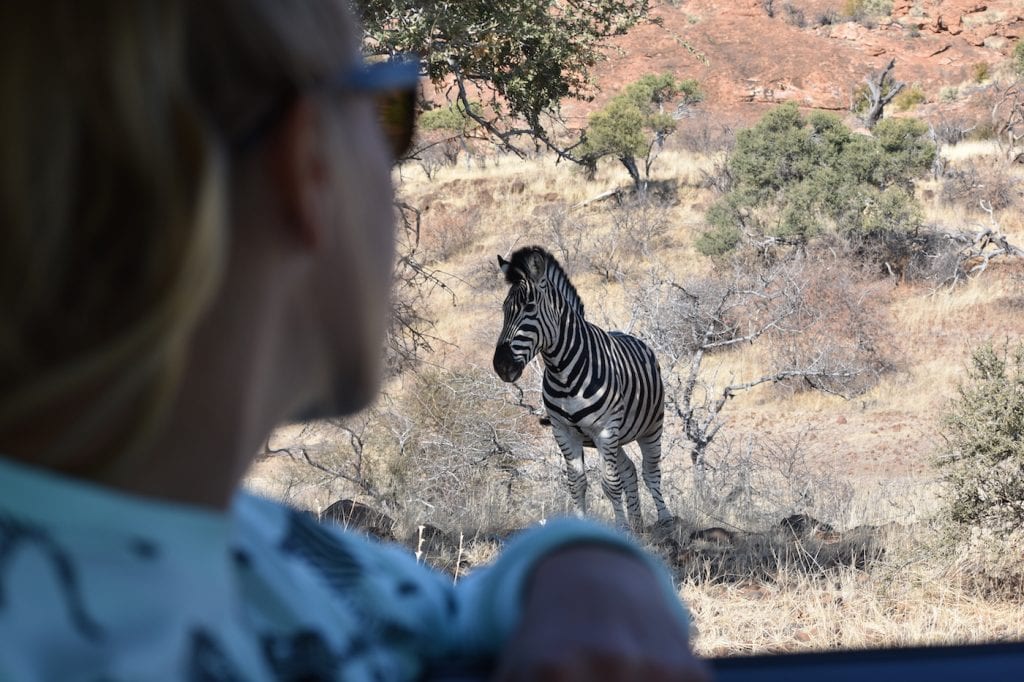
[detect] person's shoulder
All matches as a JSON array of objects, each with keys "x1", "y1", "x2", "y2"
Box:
[
  {"x1": 229, "y1": 490, "x2": 329, "y2": 547},
  {"x1": 228, "y1": 491, "x2": 413, "y2": 568}
]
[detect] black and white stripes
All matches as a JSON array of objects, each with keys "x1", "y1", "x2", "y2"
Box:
[{"x1": 493, "y1": 246, "x2": 671, "y2": 530}]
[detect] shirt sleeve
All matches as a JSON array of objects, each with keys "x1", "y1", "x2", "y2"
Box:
[{"x1": 450, "y1": 517, "x2": 690, "y2": 658}]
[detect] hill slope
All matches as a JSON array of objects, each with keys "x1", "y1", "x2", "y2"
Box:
[{"x1": 560, "y1": 0, "x2": 1022, "y2": 126}]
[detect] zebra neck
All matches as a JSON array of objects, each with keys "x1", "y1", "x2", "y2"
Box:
[{"x1": 540, "y1": 311, "x2": 596, "y2": 380}]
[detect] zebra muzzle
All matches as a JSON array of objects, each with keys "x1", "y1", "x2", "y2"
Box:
[{"x1": 492, "y1": 343, "x2": 524, "y2": 382}]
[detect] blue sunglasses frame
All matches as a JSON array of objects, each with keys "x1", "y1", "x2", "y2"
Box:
[{"x1": 232, "y1": 55, "x2": 421, "y2": 157}]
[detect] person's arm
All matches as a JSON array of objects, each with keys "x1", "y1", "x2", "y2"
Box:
[
  {"x1": 494, "y1": 544, "x2": 711, "y2": 681},
  {"x1": 452, "y1": 518, "x2": 711, "y2": 681}
]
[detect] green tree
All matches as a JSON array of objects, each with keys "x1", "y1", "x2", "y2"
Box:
[
  {"x1": 419, "y1": 100, "x2": 484, "y2": 135},
  {"x1": 579, "y1": 73, "x2": 702, "y2": 188},
  {"x1": 938, "y1": 342, "x2": 1024, "y2": 537},
  {"x1": 697, "y1": 104, "x2": 935, "y2": 259},
  {"x1": 355, "y1": 0, "x2": 653, "y2": 162}
]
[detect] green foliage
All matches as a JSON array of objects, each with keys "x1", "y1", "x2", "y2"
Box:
[
  {"x1": 581, "y1": 74, "x2": 702, "y2": 159},
  {"x1": 892, "y1": 86, "x2": 925, "y2": 111},
  {"x1": 872, "y1": 117, "x2": 935, "y2": 187},
  {"x1": 697, "y1": 104, "x2": 935, "y2": 257},
  {"x1": 579, "y1": 73, "x2": 702, "y2": 184},
  {"x1": 581, "y1": 96, "x2": 648, "y2": 160},
  {"x1": 419, "y1": 100, "x2": 484, "y2": 133},
  {"x1": 1013, "y1": 41, "x2": 1024, "y2": 78},
  {"x1": 938, "y1": 342, "x2": 1024, "y2": 537},
  {"x1": 694, "y1": 216, "x2": 742, "y2": 257},
  {"x1": 356, "y1": 0, "x2": 651, "y2": 134}
]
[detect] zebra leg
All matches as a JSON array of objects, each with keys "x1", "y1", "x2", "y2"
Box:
[
  {"x1": 552, "y1": 424, "x2": 588, "y2": 516},
  {"x1": 638, "y1": 433, "x2": 672, "y2": 522},
  {"x1": 616, "y1": 447, "x2": 644, "y2": 532},
  {"x1": 594, "y1": 436, "x2": 629, "y2": 529}
]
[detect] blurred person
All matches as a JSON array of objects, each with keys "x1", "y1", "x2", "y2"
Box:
[{"x1": 0, "y1": 2, "x2": 710, "y2": 680}]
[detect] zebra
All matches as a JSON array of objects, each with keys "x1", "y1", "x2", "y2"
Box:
[{"x1": 492, "y1": 246, "x2": 671, "y2": 530}]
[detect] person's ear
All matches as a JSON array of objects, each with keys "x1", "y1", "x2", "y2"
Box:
[{"x1": 268, "y1": 95, "x2": 330, "y2": 248}]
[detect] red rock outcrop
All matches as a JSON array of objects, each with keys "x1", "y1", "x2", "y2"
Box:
[{"x1": 558, "y1": 0, "x2": 1023, "y2": 127}]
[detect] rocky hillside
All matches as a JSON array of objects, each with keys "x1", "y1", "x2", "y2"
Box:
[{"x1": 560, "y1": 0, "x2": 1022, "y2": 126}]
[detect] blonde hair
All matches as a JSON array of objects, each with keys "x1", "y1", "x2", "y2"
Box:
[{"x1": 0, "y1": 1, "x2": 355, "y2": 473}]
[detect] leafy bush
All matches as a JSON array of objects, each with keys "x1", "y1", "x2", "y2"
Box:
[
  {"x1": 696, "y1": 104, "x2": 935, "y2": 259},
  {"x1": 694, "y1": 219, "x2": 743, "y2": 257},
  {"x1": 937, "y1": 342, "x2": 1024, "y2": 538},
  {"x1": 419, "y1": 100, "x2": 484, "y2": 134}
]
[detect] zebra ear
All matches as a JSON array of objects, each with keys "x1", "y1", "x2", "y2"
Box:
[
  {"x1": 525, "y1": 251, "x2": 548, "y2": 281},
  {"x1": 497, "y1": 255, "x2": 510, "y2": 276}
]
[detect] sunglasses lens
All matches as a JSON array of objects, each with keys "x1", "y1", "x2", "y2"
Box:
[{"x1": 376, "y1": 88, "x2": 416, "y2": 161}]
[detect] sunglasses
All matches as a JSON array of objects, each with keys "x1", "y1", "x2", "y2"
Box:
[{"x1": 232, "y1": 54, "x2": 420, "y2": 161}]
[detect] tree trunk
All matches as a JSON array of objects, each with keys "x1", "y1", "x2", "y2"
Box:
[
  {"x1": 863, "y1": 58, "x2": 904, "y2": 129},
  {"x1": 691, "y1": 443, "x2": 709, "y2": 502},
  {"x1": 618, "y1": 154, "x2": 644, "y2": 192}
]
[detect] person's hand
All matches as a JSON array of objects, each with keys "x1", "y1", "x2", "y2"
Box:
[{"x1": 492, "y1": 545, "x2": 712, "y2": 681}]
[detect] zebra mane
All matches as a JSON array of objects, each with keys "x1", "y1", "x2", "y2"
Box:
[{"x1": 504, "y1": 246, "x2": 585, "y2": 318}]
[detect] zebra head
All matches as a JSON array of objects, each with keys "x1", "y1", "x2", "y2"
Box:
[{"x1": 493, "y1": 246, "x2": 582, "y2": 383}]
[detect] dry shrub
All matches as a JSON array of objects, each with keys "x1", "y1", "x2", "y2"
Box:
[
  {"x1": 940, "y1": 159, "x2": 1021, "y2": 212},
  {"x1": 947, "y1": 527, "x2": 1024, "y2": 600},
  {"x1": 422, "y1": 205, "x2": 480, "y2": 262},
  {"x1": 644, "y1": 436, "x2": 882, "y2": 586},
  {"x1": 539, "y1": 196, "x2": 674, "y2": 281},
  {"x1": 688, "y1": 433, "x2": 855, "y2": 531},
  {"x1": 587, "y1": 196, "x2": 674, "y2": 278},
  {"x1": 929, "y1": 113, "x2": 977, "y2": 146},
  {"x1": 676, "y1": 116, "x2": 735, "y2": 154},
  {"x1": 413, "y1": 131, "x2": 462, "y2": 179},
  {"x1": 538, "y1": 202, "x2": 590, "y2": 275},
  {"x1": 637, "y1": 275, "x2": 742, "y2": 357},
  {"x1": 387, "y1": 366, "x2": 554, "y2": 530},
  {"x1": 824, "y1": 226, "x2": 969, "y2": 285},
  {"x1": 781, "y1": 3, "x2": 806, "y2": 28},
  {"x1": 697, "y1": 153, "x2": 734, "y2": 194},
  {"x1": 670, "y1": 530, "x2": 885, "y2": 585},
  {"x1": 767, "y1": 257, "x2": 895, "y2": 397}
]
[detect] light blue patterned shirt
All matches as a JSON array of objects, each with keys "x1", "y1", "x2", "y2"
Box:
[{"x1": 0, "y1": 457, "x2": 689, "y2": 681}]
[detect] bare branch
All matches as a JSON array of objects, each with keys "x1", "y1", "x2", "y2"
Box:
[{"x1": 861, "y1": 58, "x2": 905, "y2": 129}]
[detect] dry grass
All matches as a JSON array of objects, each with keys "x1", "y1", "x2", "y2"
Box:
[
  {"x1": 685, "y1": 560, "x2": 1024, "y2": 656},
  {"x1": 938, "y1": 140, "x2": 1003, "y2": 163}
]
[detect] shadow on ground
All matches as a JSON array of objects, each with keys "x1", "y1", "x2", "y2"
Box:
[{"x1": 316, "y1": 500, "x2": 895, "y2": 582}]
